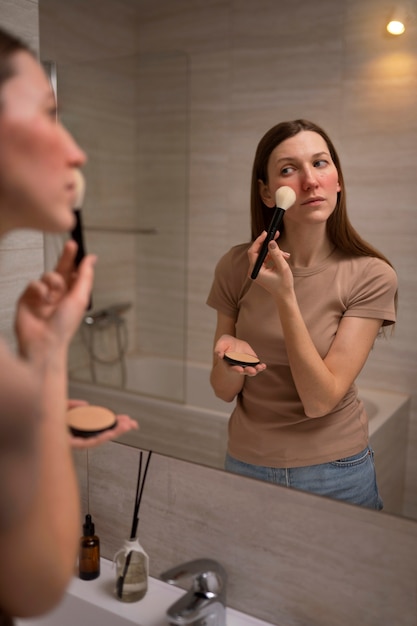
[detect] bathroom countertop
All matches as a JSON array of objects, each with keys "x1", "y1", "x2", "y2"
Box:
[{"x1": 65, "y1": 558, "x2": 274, "y2": 626}]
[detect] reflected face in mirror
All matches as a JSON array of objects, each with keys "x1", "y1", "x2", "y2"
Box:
[{"x1": 259, "y1": 130, "x2": 341, "y2": 228}]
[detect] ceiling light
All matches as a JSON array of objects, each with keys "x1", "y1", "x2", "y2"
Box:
[{"x1": 387, "y1": 6, "x2": 407, "y2": 35}]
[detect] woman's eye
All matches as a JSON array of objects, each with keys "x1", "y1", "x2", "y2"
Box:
[
  {"x1": 281, "y1": 165, "x2": 295, "y2": 176},
  {"x1": 314, "y1": 159, "x2": 328, "y2": 168}
]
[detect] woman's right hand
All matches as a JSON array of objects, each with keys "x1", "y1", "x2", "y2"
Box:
[{"x1": 15, "y1": 240, "x2": 96, "y2": 362}]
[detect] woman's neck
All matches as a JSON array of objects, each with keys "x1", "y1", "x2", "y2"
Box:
[{"x1": 278, "y1": 224, "x2": 334, "y2": 268}]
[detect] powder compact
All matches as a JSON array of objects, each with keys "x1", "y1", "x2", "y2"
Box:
[
  {"x1": 67, "y1": 405, "x2": 117, "y2": 438},
  {"x1": 223, "y1": 351, "x2": 260, "y2": 367}
]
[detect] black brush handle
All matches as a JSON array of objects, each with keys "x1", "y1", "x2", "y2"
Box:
[
  {"x1": 70, "y1": 209, "x2": 92, "y2": 310},
  {"x1": 70, "y1": 209, "x2": 86, "y2": 267},
  {"x1": 250, "y1": 207, "x2": 285, "y2": 280}
]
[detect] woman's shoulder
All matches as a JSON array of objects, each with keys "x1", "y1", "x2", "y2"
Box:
[
  {"x1": 335, "y1": 250, "x2": 397, "y2": 279},
  {"x1": 207, "y1": 242, "x2": 252, "y2": 312},
  {"x1": 213, "y1": 242, "x2": 251, "y2": 275},
  {"x1": 217, "y1": 242, "x2": 251, "y2": 263},
  {"x1": 333, "y1": 252, "x2": 398, "y2": 301}
]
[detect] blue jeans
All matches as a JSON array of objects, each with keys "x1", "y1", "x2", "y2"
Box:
[{"x1": 225, "y1": 447, "x2": 383, "y2": 510}]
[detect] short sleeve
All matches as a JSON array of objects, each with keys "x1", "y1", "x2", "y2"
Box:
[
  {"x1": 206, "y1": 244, "x2": 251, "y2": 319},
  {"x1": 344, "y1": 257, "x2": 397, "y2": 326}
]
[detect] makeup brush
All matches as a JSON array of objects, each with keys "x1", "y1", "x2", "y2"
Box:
[
  {"x1": 250, "y1": 185, "x2": 296, "y2": 280},
  {"x1": 70, "y1": 169, "x2": 92, "y2": 310},
  {"x1": 70, "y1": 169, "x2": 87, "y2": 267}
]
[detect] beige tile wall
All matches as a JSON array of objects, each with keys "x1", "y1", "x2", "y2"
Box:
[
  {"x1": 0, "y1": 1, "x2": 43, "y2": 348},
  {"x1": 74, "y1": 441, "x2": 417, "y2": 626},
  {"x1": 40, "y1": 3, "x2": 189, "y2": 367}
]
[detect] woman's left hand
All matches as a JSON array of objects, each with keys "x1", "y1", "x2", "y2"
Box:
[{"x1": 67, "y1": 399, "x2": 139, "y2": 449}]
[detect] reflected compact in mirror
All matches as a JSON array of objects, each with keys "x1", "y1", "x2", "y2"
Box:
[{"x1": 67, "y1": 405, "x2": 116, "y2": 438}]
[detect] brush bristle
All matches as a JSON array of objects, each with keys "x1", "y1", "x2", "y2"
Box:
[
  {"x1": 73, "y1": 169, "x2": 86, "y2": 209},
  {"x1": 275, "y1": 186, "x2": 296, "y2": 210}
]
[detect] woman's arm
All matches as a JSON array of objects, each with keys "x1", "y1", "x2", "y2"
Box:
[
  {"x1": 210, "y1": 312, "x2": 266, "y2": 402},
  {"x1": 250, "y1": 238, "x2": 382, "y2": 417},
  {"x1": 0, "y1": 242, "x2": 95, "y2": 618},
  {"x1": 0, "y1": 343, "x2": 42, "y2": 531},
  {"x1": 275, "y1": 288, "x2": 381, "y2": 416}
]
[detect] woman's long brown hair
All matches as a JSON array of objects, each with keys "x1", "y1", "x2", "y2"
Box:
[{"x1": 0, "y1": 27, "x2": 33, "y2": 107}]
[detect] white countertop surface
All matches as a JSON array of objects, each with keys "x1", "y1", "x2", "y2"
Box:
[{"x1": 17, "y1": 557, "x2": 274, "y2": 626}]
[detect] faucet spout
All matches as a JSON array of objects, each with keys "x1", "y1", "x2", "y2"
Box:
[{"x1": 160, "y1": 559, "x2": 227, "y2": 626}]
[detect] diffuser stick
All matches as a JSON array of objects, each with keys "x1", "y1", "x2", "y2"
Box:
[
  {"x1": 130, "y1": 450, "x2": 153, "y2": 539},
  {"x1": 86, "y1": 449, "x2": 90, "y2": 513},
  {"x1": 130, "y1": 452, "x2": 143, "y2": 538}
]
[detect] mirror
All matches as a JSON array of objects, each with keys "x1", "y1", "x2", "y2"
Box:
[
  {"x1": 39, "y1": 0, "x2": 416, "y2": 522},
  {"x1": 46, "y1": 52, "x2": 189, "y2": 403}
]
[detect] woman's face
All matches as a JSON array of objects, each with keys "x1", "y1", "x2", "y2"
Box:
[
  {"x1": 0, "y1": 51, "x2": 86, "y2": 234},
  {"x1": 259, "y1": 130, "x2": 341, "y2": 227}
]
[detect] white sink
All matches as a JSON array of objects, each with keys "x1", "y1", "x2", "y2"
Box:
[{"x1": 16, "y1": 558, "x2": 273, "y2": 626}]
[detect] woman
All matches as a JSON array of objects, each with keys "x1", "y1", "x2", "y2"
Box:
[
  {"x1": 207, "y1": 119, "x2": 397, "y2": 509},
  {"x1": 0, "y1": 27, "x2": 136, "y2": 623}
]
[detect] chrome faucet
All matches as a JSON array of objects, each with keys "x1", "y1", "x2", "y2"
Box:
[{"x1": 160, "y1": 558, "x2": 227, "y2": 626}]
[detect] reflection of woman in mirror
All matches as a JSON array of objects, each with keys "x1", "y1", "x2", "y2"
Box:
[
  {"x1": 207, "y1": 119, "x2": 397, "y2": 509},
  {"x1": 0, "y1": 26, "x2": 136, "y2": 624}
]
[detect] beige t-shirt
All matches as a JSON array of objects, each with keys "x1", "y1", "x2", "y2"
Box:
[{"x1": 206, "y1": 244, "x2": 397, "y2": 468}]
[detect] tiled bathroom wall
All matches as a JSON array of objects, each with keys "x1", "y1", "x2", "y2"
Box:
[
  {"x1": 39, "y1": 1, "x2": 189, "y2": 375},
  {"x1": 0, "y1": 0, "x2": 43, "y2": 349}
]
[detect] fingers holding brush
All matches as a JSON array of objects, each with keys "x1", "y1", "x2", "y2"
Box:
[{"x1": 248, "y1": 236, "x2": 292, "y2": 297}]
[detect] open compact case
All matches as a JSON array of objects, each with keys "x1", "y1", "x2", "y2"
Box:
[
  {"x1": 67, "y1": 405, "x2": 117, "y2": 438},
  {"x1": 224, "y1": 351, "x2": 260, "y2": 367}
]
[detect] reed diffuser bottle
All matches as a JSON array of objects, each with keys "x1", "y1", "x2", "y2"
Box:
[
  {"x1": 114, "y1": 450, "x2": 152, "y2": 602},
  {"x1": 79, "y1": 513, "x2": 100, "y2": 580},
  {"x1": 115, "y1": 538, "x2": 149, "y2": 602}
]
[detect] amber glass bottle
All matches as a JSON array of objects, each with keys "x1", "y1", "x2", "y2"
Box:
[{"x1": 79, "y1": 514, "x2": 100, "y2": 580}]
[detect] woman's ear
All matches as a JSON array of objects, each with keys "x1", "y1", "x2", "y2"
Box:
[{"x1": 258, "y1": 179, "x2": 275, "y2": 208}]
